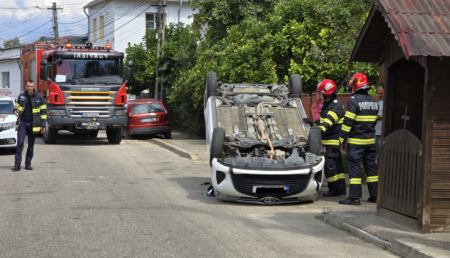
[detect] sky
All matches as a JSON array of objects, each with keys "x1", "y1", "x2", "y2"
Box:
[{"x1": 0, "y1": 0, "x2": 92, "y2": 47}]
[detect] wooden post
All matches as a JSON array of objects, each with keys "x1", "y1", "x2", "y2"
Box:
[{"x1": 419, "y1": 58, "x2": 436, "y2": 231}]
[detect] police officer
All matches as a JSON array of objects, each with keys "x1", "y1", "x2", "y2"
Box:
[
  {"x1": 339, "y1": 73, "x2": 378, "y2": 205},
  {"x1": 305, "y1": 80, "x2": 346, "y2": 197},
  {"x1": 12, "y1": 80, "x2": 47, "y2": 171}
]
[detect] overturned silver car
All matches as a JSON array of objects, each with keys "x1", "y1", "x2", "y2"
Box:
[{"x1": 204, "y1": 73, "x2": 324, "y2": 205}]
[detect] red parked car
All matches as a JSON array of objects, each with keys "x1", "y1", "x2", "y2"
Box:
[{"x1": 124, "y1": 99, "x2": 171, "y2": 139}]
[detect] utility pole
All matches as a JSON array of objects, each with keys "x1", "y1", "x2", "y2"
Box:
[
  {"x1": 48, "y1": 2, "x2": 63, "y2": 44},
  {"x1": 152, "y1": 0, "x2": 167, "y2": 100},
  {"x1": 178, "y1": 0, "x2": 182, "y2": 23},
  {"x1": 160, "y1": 0, "x2": 166, "y2": 101}
]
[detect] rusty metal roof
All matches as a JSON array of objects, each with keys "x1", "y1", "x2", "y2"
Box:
[{"x1": 350, "y1": 0, "x2": 450, "y2": 62}]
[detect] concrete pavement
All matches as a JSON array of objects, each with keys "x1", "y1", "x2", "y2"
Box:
[
  {"x1": 152, "y1": 131, "x2": 450, "y2": 258},
  {"x1": 0, "y1": 131, "x2": 394, "y2": 257}
]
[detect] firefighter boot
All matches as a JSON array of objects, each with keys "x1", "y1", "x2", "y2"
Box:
[{"x1": 339, "y1": 198, "x2": 361, "y2": 205}]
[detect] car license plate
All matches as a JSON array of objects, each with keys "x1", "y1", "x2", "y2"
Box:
[
  {"x1": 252, "y1": 185, "x2": 289, "y2": 194},
  {"x1": 82, "y1": 113, "x2": 99, "y2": 117},
  {"x1": 141, "y1": 118, "x2": 156, "y2": 123}
]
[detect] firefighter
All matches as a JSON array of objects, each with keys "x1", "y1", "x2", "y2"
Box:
[
  {"x1": 12, "y1": 80, "x2": 47, "y2": 171},
  {"x1": 304, "y1": 80, "x2": 346, "y2": 197},
  {"x1": 339, "y1": 73, "x2": 378, "y2": 205}
]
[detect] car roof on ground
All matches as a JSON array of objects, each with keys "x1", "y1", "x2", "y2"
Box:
[{"x1": 128, "y1": 99, "x2": 161, "y2": 104}]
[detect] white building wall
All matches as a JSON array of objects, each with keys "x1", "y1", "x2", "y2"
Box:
[
  {"x1": 87, "y1": 0, "x2": 196, "y2": 54},
  {"x1": 0, "y1": 48, "x2": 21, "y2": 98}
]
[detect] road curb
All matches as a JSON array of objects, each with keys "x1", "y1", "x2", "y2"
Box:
[
  {"x1": 152, "y1": 139, "x2": 199, "y2": 160},
  {"x1": 323, "y1": 212, "x2": 450, "y2": 258}
]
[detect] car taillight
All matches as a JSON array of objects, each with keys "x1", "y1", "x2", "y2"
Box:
[
  {"x1": 115, "y1": 83, "x2": 127, "y2": 105},
  {"x1": 48, "y1": 81, "x2": 65, "y2": 105}
]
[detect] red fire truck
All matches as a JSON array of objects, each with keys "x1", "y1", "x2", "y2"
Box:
[{"x1": 20, "y1": 42, "x2": 134, "y2": 144}]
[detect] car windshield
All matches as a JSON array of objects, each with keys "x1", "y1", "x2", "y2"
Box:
[
  {"x1": 55, "y1": 59, "x2": 123, "y2": 84},
  {"x1": 132, "y1": 103, "x2": 164, "y2": 114},
  {"x1": 0, "y1": 100, "x2": 14, "y2": 114}
]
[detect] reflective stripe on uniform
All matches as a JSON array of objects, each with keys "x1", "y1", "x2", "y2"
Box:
[
  {"x1": 41, "y1": 115, "x2": 47, "y2": 120},
  {"x1": 33, "y1": 127, "x2": 41, "y2": 132},
  {"x1": 32, "y1": 108, "x2": 40, "y2": 113},
  {"x1": 338, "y1": 173, "x2": 346, "y2": 179},
  {"x1": 335, "y1": 118, "x2": 344, "y2": 124},
  {"x1": 319, "y1": 126, "x2": 326, "y2": 132},
  {"x1": 322, "y1": 118, "x2": 333, "y2": 126},
  {"x1": 345, "y1": 111, "x2": 356, "y2": 119},
  {"x1": 367, "y1": 176, "x2": 379, "y2": 183},
  {"x1": 342, "y1": 125, "x2": 351, "y2": 132},
  {"x1": 350, "y1": 178, "x2": 361, "y2": 184},
  {"x1": 327, "y1": 175, "x2": 339, "y2": 183},
  {"x1": 327, "y1": 111, "x2": 338, "y2": 121},
  {"x1": 355, "y1": 115, "x2": 377, "y2": 122},
  {"x1": 322, "y1": 139, "x2": 339, "y2": 146},
  {"x1": 17, "y1": 106, "x2": 23, "y2": 111},
  {"x1": 39, "y1": 105, "x2": 47, "y2": 110},
  {"x1": 348, "y1": 138, "x2": 375, "y2": 145}
]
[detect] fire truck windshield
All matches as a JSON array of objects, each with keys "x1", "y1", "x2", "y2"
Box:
[{"x1": 55, "y1": 59, "x2": 123, "y2": 84}]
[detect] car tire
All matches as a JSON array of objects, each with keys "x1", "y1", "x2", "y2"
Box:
[
  {"x1": 107, "y1": 127, "x2": 123, "y2": 144},
  {"x1": 308, "y1": 126, "x2": 322, "y2": 156},
  {"x1": 123, "y1": 129, "x2": 131, "y2": 139},
  {"x1": 205, "y1": 72, "x2": 217, "y2": 101},
  {"x1": 89, "y1": 130, "x2": 99, "y2": 138},
  {"x1": 210, "y1": 127, "x2": 225, "y2": 167},
  {"x1": 164, "y1": 129, "x2": 172, "y2": 139},
  {"x1": 43, "y1": 122, "x2": 58, "y2": 144},
  {"x1": 288, "y1": 74, "x2": 302, "y2": 96}
]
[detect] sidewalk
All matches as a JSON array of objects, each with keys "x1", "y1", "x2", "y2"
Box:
[{"x1": 152, "y1": 131, "x2": 450, "y2": 258}]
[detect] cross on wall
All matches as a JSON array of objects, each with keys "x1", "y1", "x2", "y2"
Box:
[{"x1": 401, "y1": 105, "x2": 410, "y2": 130}]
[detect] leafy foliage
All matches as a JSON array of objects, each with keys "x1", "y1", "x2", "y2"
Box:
[
  {"x1": 125, "y1": 0, "x2": 378, "y2": 136},
  {"x1": 4, "y1": 37, "x2": 21, "y2": 48}
]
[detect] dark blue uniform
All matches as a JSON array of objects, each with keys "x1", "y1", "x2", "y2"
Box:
[
  {"x1": 318, "y1": 96, "x2": 346, "y2": 195},
  {"x1": 340, "y1": 90, "x2": 378, "y2": 199}
]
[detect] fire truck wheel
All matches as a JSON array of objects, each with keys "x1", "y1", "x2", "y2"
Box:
[
  {"x1": 43, "y1": 123, "x2": 58, "y2": 144},
  {"x1": 107, "y1": 127, "x2": 123, "y2": 144}
]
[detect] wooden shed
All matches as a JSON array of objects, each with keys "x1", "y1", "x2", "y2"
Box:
[{"x1": 349, "y1": 0, "x2": 450, "y2": 233}]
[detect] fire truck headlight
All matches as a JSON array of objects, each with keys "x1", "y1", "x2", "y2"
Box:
[{"x1": 114, "y1": 109, "x2": 126, "y2": 116}]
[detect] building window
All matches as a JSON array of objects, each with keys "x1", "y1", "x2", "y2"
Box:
[
  {"x1": 2, "y1": 72, "x2": 10, "y2": 88},
  {"x1": 99, "y1": 16, "x2": 104, "y2": 42},
  {"x1": 146, "y1": 13, "x2": 155, "y2": 31},
  {"x1": 93, "y1": 18, "x2": 97, "y2": 43}
]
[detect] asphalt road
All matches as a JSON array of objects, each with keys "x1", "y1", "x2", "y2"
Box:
[{"x1": 0, "y1": 132, "x2": 396, "y2": 258}]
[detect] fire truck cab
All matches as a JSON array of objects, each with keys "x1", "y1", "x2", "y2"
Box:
[{"x1": 21, "y1": 42, "x2": 134, "y2": 144}]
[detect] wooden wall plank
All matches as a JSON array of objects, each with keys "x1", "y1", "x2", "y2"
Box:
[
  {"x1": 431, "y1": 183, "x2": 450, "y2": 190},
  {"x1": 433, "y1": 148, "x2": 450, "y2": 155},
  {"x1": 431, "y1": 191, "x2": 450, "y2": 198},
  {"x1": 431, "y1": 200, "x2": 450, "y2": 209},
  {"x1": 430, "y1": 209, "x2": 450, "y2": 216}
]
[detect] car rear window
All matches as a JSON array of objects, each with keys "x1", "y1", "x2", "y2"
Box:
[
  {"x1": 0, "y1": 101, "x2": 14, "y2": 114},
  {"x1": 131, "y1": 103, "x2": 164, "y2": 114}
]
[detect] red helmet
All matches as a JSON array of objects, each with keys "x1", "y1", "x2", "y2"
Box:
[
  {"x1": 317, "y1": 79, "x2": 338, "y2": 96},
  {"x1": 349, "y1": 73, "x2": 370, "y2": 92}
]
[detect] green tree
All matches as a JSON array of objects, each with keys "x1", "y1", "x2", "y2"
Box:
[{"x1": 4, "y1": 37, "x2": 21, "y2": 48}]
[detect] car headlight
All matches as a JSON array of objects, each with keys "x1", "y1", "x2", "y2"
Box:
[
  {"x1": 114, "y1": 109, "x2": 126, "y2": 116},
  {"x1": 0, "y1": 122, "x2": 15, "y2": 130},
  {"x1": 50, "y1": 110, "x2": 65, "y2": 116}
]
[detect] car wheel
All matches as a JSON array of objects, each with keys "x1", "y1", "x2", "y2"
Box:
[
  {"x1": 288, "y1": 74, "x2": 302, "y2": 96},
  {"x1": 164, "y1": 129, "x2": 171, "y2": 139},
  {"x1": 210, "y1": 127, "x2": 225, "y2": 167},
  {"x1": 123, "y1": 129, "x2": 131, "y2": 139},
  {"x1": 205, "y1": 72, "x2": 217, "y2": 100},
  {"x1": 308, "y1": 126, "x2": 322, "y2": 156},
  {"x1": 107, "y1": 127, "x2": 123, "y2": 144}
]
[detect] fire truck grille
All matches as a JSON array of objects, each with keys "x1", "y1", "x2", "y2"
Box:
[{"x1": 65, "y1": 91, "x2": 115, "y2": 106}]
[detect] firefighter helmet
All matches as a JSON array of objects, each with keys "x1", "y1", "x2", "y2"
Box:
[
  {"x1": 317, "y1": 79, "x2": 338, "y2": 96},
  {"x1": 349, "y1": 73, "x2": 370, "y2": 92}
]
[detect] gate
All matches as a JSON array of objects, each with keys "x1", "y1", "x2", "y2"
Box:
[{"x1": 379, "y1": 129, "x2": 422, "y2": 219}]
